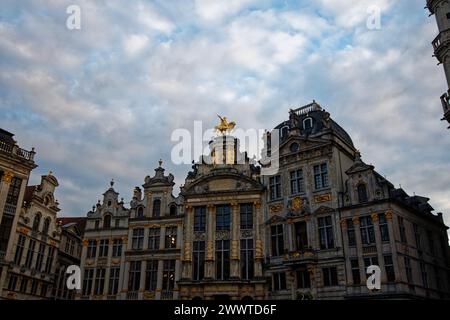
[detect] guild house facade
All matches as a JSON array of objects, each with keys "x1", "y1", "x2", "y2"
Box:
[
  {"x1": 0, "y1": 128, "x2": 85, "y2": 300},
  {"x1": 75, "y1": 102, "x2": 450, "y2": 300}
]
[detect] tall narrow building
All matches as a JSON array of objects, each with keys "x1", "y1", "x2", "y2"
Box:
[{"x1": 427, "y1": 0, "x2": 450, "y2": 127}]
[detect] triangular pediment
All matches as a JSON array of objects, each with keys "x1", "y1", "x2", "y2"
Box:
[
  {"x1": 279, "y1": 135, "x2": 330, "y2": 156},
  {"x1": 313, "y1": 206, "x2": 335, "y2": 215},
  {"x1": 266, "y1": 215, "x2": 286, "y2": 225}
]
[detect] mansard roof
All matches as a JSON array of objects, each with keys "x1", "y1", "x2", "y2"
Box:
[{"x1": 275, "y1": 101, "x2": 355, "y2": 148}]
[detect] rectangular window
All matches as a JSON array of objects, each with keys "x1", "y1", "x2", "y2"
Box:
[
  {"x1": 273, "y1": 272, "x2": 286, "y2": 291},
  {"x1": 379, "y1": 213, "x2": 390, "y2": 242},
  {"x1": 14, "y1": 235, "x2": 26, "y2": 265},
  {"x1": 145, "y1": 260, "x2": 158, "y2": 291},
  {"x1": 398, "y1": 217, "x2": 407, "y2": 243},
  {"x1": 194, "y1": 206, "x2": 206, "y2": 232},
  {"x1": 112, "y1": 239, "x2": 123, "y2": 257},
  {"x1": 215, "y1": 240, "x2": 230, "y2": 280},
  {"x1": 30, "y1": 279, "x2": 38, "y2": 295},
  {"x1": 94, "y1": 268, "x2": 106, "y2": 295},
  {"x1": 322, "y1": 267, "x2": 338, "y2": 287},
  {"x1": 314, "y1": 163, "x2": 329, "y2": 189},
  {"x1": 108, "y1": 267, "x2": 120, "y2": 295},
  {"x1": 41, "y1": 283, "x2": 48, "y2": 298},
  {"x1": 128, "y1": 261, "x2": 142, "y2": 291},
  {"x1": 296, "y1": 269, "x2": 310, "y2": 289},
  {"x1": 19, "y1": 278, "x2": 29, "y2": 293},
  {"x1": 24, "y1": 239, "x2": 36, "y2": 268},
  {"x1": 147, "y1": 228, "x2": 160, "y2": 250},
  {"x1": 7, "y1": 274, "x2": 18, "y2": 291},
  {"x1": 294, "y1": 221, "x2": 308, "y2": 251},
  {"x1": 165, "y1": 226, "x2": 177, "y2": 249},
  {"x1": 87, "y1": 240, "x2": 97, "y2": 259},
  {"x1": 82, "y1": 268, "x2": 94, "y2": 296},
  {"x1": 216, "y1": 205, "x2": 231, "y2": 231},
  {"x1": 35, "y1": 243, "x2": 46, "y2": 271},
  {"x1": 384, "y1": 255, "x2": 396, "y2": 282},
  {"x1": 404, "y1": 257, "x2": 413, "y2": 284},
  {"x1": 193, "y1": 241, "x2": 205, "y2": 281},
  {"x1": 318, "y1": 216, "x2": 334, "y2": 249},
  {"x1": 132, "y1": 228, "x2": 144, "y2": 250},
  {"x1": 346, "y1": 219, "x2": 356, "y2": 246},
  {"x1": 99, "y1": 239, "x2": 109, "y2": 257},
  {"x1": 420, "y1": 262, "x2": 428, "y2": 289},
  {"x1": 240, "y1": 239, "x2": 254, "y2": 280},
  {"x1": 364, "y1": 256, "x2": 379, "y2": 269},
  {"x1": 350, "y1": 259, "x2": 361, "y2": 285},
  {"x1": 271, "y1": 225, "x2": 284, "y2": 256},
  {"x1": 269, "y1": 175, "x2": 282, "y2": 200},
  {"x1": 360, "y1": 216, "x2": 375, "y2": 245},
  {"x1": 290, "y1": 169, "x2": 305, "y2": 195},
  {"x1": 44, "y1": 247, "x2": 54, "y2": 274},
  {"x1": 413, "y1": 223, "x2": 421, "y2": 250},
  {"x1": 162, "y1": 260, "x2": 175, "y2": 291},
  {"x1": 240, "y1": 203, "x2": 253, "y2": 230}
]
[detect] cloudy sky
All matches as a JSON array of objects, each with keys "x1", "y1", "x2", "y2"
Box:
[{"x1": 1, "y1": 0, "x2": 449, "y2": 230}]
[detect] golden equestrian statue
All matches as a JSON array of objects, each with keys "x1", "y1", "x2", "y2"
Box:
[{"x1": 215, "y1": 115, "x2": 236, "y2": 134}]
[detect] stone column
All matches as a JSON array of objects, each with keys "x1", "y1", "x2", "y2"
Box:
[
  {"x1": 145, "y1": 192, "x2": 152, "y2": 218},
  {"x1": 159, "y1": 226, "x2": 166, "y2": 250},
  {"x1": 371, "y1": 212, "x2": 386, "y2": 282},
  {"x1": 182, "y1": 206, "x2": 192, "y2": 279},
  {"x1": 139, "y1": 260, "x2": 146, "y2": 299},
  {"x1": 174, "y1": 260, "x2": 181, "y2": 299},
  {"x1": 205, "y1": 204, "x2": 215, "y2": 279},
  {"x1": 352, "y1": 216, "x2": 365, "y2": 282},
  {"x1": 287, "y1": 223, "x2": 294, "y2": 252},
  {"x1": 254, "y1": 201, "x2": 263, "y2": 278},
  {"x1": 385, "y1": 210, "x2": 400, "y2": 282},
  {"x1": 340, "y1": 218, "x2": 353, "y2": 285},
  {"x1": 121, "y1": 261, "x2": 130, "y2": 299},
  {"x1": 155, "y1": 260, "x2": 164, "y2": 300},
  {"x1": 0, "y1": 171, "x2": 13, "y2": 224},
  {"x1": 230, "y1": 202, "x2": 240, "y2": 279}
]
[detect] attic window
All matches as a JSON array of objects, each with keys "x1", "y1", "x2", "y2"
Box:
[
  {"x1": 303, "y1": 117, "x2": 313, "y2": 130},
  {"x1": 447, "y1": 12, "x2": 450, "y2": 19},
  {"x1": 107, "y1": 200, "x2": 112, "y2": 207},
  {"x1": 290, "y1": 142, "x2": 299, "y2": 153},
  {"x1": 357, "y1": 183, "x2": 368, "y2": 203},
  {"x1": 281, "y1": 126, "x2": 289, "y2": 139}
]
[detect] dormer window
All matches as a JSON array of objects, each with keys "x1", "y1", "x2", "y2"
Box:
[
  {"x1": 153, "y1": 199, "x2": 161, "y2": 218},
  {"x1": 104, "y1": 214, "x2": 111, "y2": 229},
  {"x1": 281, "y1": 126, "x2": 289, "y2": 139},
  {"x1": 137, "y1": 206, "x2": 144, "y2": 218},
  {"x1": 32, "y1": 213, "x2": 41, "y2": 231},
  {"x1": 357, "y1": 183, "x2": 368, "y2": 203},
  {"x1": 107, "y1": 200, "x2": 112, "y2": 207},
  {"x1": 170, "y1": 205, "x2": 177, "y2": 216},
  {"x1": 303, "y1": 117, "x2": 313, "y2": 130},
  {"x1": 42, "y1": 217, "x2": 50, "y2": 235}
]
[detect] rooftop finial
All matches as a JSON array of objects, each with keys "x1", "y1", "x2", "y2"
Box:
[
  {"x1": 110, "y1": 179, "x2": 114, "y2": 187},
  {"x1": 159, "y1": 159, "x2": 163, "y2": 167},
  {"x1": 48, "y1": 170, "x2": 53, "y2": 176},
  {"x1": 215, "y1": 115, "x2": 236, "y2": 135}
]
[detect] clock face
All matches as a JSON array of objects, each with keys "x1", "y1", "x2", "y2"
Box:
[{"x1": 290, "y1": 142, "x2": 299, "y2": 152}]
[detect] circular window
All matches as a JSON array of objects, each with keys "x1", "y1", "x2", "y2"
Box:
[{"x1": 290, "y1": 142, "x2": 299, "y2": 152}]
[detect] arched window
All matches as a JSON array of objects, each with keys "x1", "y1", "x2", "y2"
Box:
[
  {"x1": 153, "y1": 199, "x2": 161, "y2": 218},
  {"x1": 137, "y1": 206, "x2": 144, "y2": 218},
  {"x1": 42, "y1": 218, "x2": 51, "y2": 235},
  {"x1": 357, "y1": 183, "x2": 368, "y2": 203},
  {"x1": 104, "y1": 215, "x2": 111, "y2": 229},
  {"x1": 281, "y1": 126, "x2": 289, "y2": 139},
  {"x1": 170, "y1": 205, "x2": 177, "y2": 216},
  {"x1": 32, "y1": 213, "x2": 41, "y2": 231},
  {"x1": 44, "y1": 195, "x2": 50, "y2": 206},
  {"x1": 303, "y1": 117, "x2": 313, "y2": 130}
]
